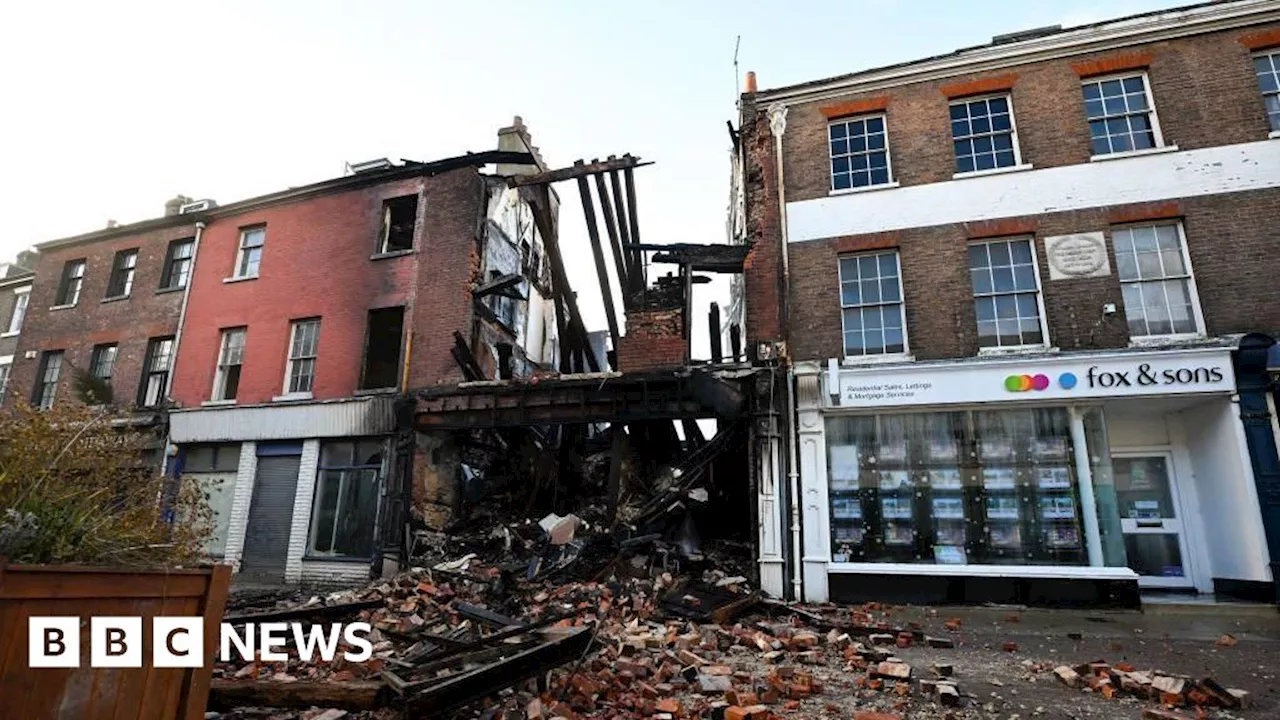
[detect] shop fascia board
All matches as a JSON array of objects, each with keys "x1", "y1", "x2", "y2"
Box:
[{"x1": 828, "y1": 562, "x2": 1139, "y2": 580}]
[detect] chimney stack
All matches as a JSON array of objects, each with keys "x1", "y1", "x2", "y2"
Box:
[
  {"x1": 164, "y1": 195, "x2": 193, "y2": 217},
  {"x1": 745, "y1": 71, "x2": 757, "y2": 94}
]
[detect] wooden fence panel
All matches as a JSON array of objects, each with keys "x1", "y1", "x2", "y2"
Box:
[{"x1": 0, "y1": 563, "x2": 231, "y2": 720}]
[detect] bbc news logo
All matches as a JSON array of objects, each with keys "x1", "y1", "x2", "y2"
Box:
[{"x1": 29, "y1": 617, "x2": 373, "y2": 668}]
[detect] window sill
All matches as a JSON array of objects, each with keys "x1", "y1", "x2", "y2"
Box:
[
  {"x1": 156, "y1": 285, "x2": 186, "y2": 295},
  {"x1": 0, "y1": 331, "x2": 17, "y2": 338},
  {"x1": 222, "y1": 275, "x2": 258, "y2": 284},
  {"x1": 1127, "y1": 333, "x2": 1207, "y2": 348},
  {"x1": 1090, "y1": 145, "x2": 1179, "y2": 162},
  {"x1": 1270, "y1": 130, "x2": 1280, "y2": 140},
  {"x1": 371, "y1": 249, "x2": 415, "y2": 261},
  {"x1": 842, "y1": 353, "x2": 914, "y2": 367},
  {"x1": 271, "y1": 392, "x2": 314, "y2": 402},
  {"x1": 977, "y1": 345, "x2": 1059, "y2": 357},
  {"x1": 952, "y1": 163, "x2": 1033, "y2": 180},
  {"x1": 302, "y1": 555, "x2": 375, "y2": 564},
  {"x1": 201, "y1": 399, "x2": 238, "y2": 407},
  {"x1": 829, "y1": 181, "x2": 900, "y2": 197},
  {"x1": 354, "y1": 387, "x2": 398, "y2": 396},
  {"x1": 49, "y1": 303, "x2": 77, "y2": 311},
  {"x1": 101, "y1": 295, "x2": 130, "y2": 304}
]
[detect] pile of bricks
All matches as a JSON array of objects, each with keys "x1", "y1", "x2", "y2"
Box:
[{"x1": 1049, "y1": 659, "x2": 1250, "y2": 716}]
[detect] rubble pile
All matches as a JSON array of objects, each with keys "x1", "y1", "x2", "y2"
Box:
[{"x1": 1044, "y1": 659, "x2": 1251, "y2": 715}]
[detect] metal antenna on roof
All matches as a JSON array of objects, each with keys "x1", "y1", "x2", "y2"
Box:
[{"x1": 733, "y1": 35, "x2": 742, "y2": 110}]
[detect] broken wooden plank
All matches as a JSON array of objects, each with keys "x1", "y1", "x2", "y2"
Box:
[
  {"x1": 472, "y1": 272, "x2": 524, "y2": 300},
  {"x1": 454, "y1": 601, "x2": 524, "y2": 629},
  {"x1": 593, "y1": 168, "x2": 629, "y2": 297},
  {"x1": 207, "y1": 679, "x2": 385, "y2": 711},
  {"x1": 577, "y1": 168, "x2": 621, "y2": 356},
  {"x1": 712, "y1": 591, "x2": 762, "y2": 625},
  {"x1": 221, "y1": 598, "x2": 383, "y2": 625},
  {"x1": 508, "y1": 155, "x2": 652, "y2": 187}
]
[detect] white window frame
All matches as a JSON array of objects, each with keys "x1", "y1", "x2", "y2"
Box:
[
  {"x1": 1082, "y1": 71, "x2": 1167, "y2": 158},
  {"x1": 827, "y1": 113, "x2": 896, "y2": 194},
  {"x1": 968, "y1": 236, "x2": 1052, "y2": 352},
  {"x1": 0, "y1": 355, "x2": 12, "y2": 400},
  {"x1": 233, "y1": 227, "x2": 265, "y2": 279},
  {"x1": 3, "y1": 286, "x2": 30, "y2": 337},
  {"x1": 837, "y1": 250, "x2": 911, "y2": 361},
  {"x1": 283, "y1": 318, "x2": 320, "y2": 397},
  {"x1": 1111, "y1": 221, "x2": 1205, "y2": 342},
  {"x1": 949, "y1": 93, "x2": 1027, "y2": 176},
  {"x1": 1254, "y1": 50, "x2": 1280, "y2": 135},
  {"x1": 35, "y1": 350, "x2": 63, "y2": 409},
  {"x1": 212, "y1": 327, "x2": 247, "y2": 401}
]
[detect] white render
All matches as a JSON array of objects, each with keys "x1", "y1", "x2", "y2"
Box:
[
  {"x1": 786, "y1": 140, "x2": 1280, "y2": 243},
  {"x1": 796, "y1": 364, "x2": 831, "y2": 602}
]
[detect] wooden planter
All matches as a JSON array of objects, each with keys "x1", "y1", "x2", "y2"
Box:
[{"x1": 0, "y1": 563, "x2": 231, "y2": 720}]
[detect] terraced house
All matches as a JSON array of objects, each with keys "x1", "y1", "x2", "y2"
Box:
[{"x1": 732, "y1": 0, "x2": 1280, "y2": 606}]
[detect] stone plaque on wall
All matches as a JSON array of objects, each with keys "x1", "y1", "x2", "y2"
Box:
[{"x1": 1044, "y1": 232, "x2": 1111, "y2": 280}]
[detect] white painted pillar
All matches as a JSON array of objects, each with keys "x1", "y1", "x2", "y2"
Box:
[
  {"x1": 284, "y1": 439, "x2": 321, "y2": 584},
  {"x1": 1069, "y1": 407, "x2": 1105, "y2": 567},
  {"x1": 795, "y1": 363, "x2": 830, "y2": 602},
  {"x1": 222, "y1": 441, "x2": 257, "y2": 572},
  {"x1": 757, "y1": 411, "x2": 785, "y2": 598}
]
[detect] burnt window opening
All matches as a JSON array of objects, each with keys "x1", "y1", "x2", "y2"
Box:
[
  {"x1": 360, "y1": 306, "x2": 404, "y2": 390},
  {"x1": 379, "y1": 195, "x2": 418, "y2": 254},
  {"x1": 485, "y1": 270, "x2": 518, "y2": 329}
]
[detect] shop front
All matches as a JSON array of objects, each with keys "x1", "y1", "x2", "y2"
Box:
[{"x1": 793, "y1": 346, "x2": 1273, "y2": 607}]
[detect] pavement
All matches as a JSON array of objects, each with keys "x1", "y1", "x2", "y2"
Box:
[{"x1": 825, "y1": 601, "x2": 1280, "y2": 719}]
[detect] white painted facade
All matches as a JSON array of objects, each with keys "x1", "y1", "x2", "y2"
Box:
[
  {"x1": 786, "y1": 140, "x2": 1280, "y2": 243},
  {"x1": 789, "y1": 347, "x2": 1272, "y2": 602}
]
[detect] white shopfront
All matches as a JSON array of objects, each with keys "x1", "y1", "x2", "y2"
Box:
[{"x1": 792, "y1": 346, "x2": 1273, "y2": 603}]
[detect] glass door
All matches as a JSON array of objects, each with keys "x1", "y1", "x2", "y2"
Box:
[{"x1": 1112, "y1": 454, "x2": 1193, "y2": 588}]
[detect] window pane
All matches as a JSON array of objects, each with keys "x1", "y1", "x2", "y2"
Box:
[
  {"x1": 880, "y1": 278, "x2": 900, "y2": 302},
  {"x1": 975, "y1": 297, "x2": 995, "y2": 321},
  {"x1": 841, "y1": 281, "x2": 860, "y2": 306},
  {"x1": 988, "y1": 242, "x2": 1011, "y2": 266},
  {"x1": 994, "y1": 294, "x2": 1017, "y2": 319},
  {"x1": 321, "y1": 442, "x2": 354, "y2": 468},
  {"x1": 310, "y1": 471, "x2": 342, "y2": 553},
  {"x1": 992, "y1": 267, "x2": 1014, "y2": 292},
  {"x1": 878, "y1": 254, "x2": 897, "y2": 277}
]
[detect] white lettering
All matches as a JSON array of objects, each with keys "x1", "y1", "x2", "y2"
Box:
[
  {"x1": 342, "y1": 622, "x2": 373, "y2": 662},
  {"x1": 292, "y1": 623, "x2": 343, "y2": 662}
]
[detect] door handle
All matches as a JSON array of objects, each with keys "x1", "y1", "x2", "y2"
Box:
[{"x1": 1135, "y1": 520, "x2": 1163, "y2": 528}]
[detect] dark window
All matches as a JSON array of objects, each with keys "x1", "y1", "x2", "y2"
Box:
[
  {"x1": 360, "y1": 306, "x2": 404, "y2": 390},
  {"x1": 55, "y1": 259, "x2": 86, "y2": 306},
  {"x1": 90, "y1": 343, "x2": 118, "y2": 382},
  {"x1": 138, "y1": 336, "x2": 174, "y2": 407},
  {"x1": 286, "y1": 318, "x2": 320, "y2": 394},
  {"x1": 33, "y1": 350, "x2": 64, "y2": 409},
  {"x1": 484, "y1": 270, "x2": 518, "y2": 328},
  {"x1": 235, "y1": 226, "x2": 265, "y2": 278},
  {"x1": 184, "y1": 443, "x2": 242, "y2": 473},
  {"x1": 161, "y1": 238, "x2": 195, "y2": 290},
  {"x1": 950, "y1": 95, "x2": 1018, "y2": 173},
  {"x1": 106, "y1": 249, "x2": 138, "y2": 298},
  {"x1": 969, "y1": 238, "x2": 1045, "y2": 348},
  {"x1": 379, "y1": 195, "x2": 418, "y2": 253},
  {"x1": 1082, "y1": 74, "x2": 1160, "y2": 155},
  {"x1": 214, "y1": 328, "x2": 246, "y2": 401},
  {"x1": 828, "y1": 115, "x2": 891, "y2": 190},
  {"x1": 1255, "y1": 51, "x2": 1280, "y2": 132},
  {"x1": 308, "y1": 439, "x2": 384, "y2": 558}
]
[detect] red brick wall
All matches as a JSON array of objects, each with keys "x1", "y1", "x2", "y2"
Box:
[
  {"x1": 740, "y1": 98, "x2": 784, "y2": 354},
  {"x1": 617, "y1": 308, "x2": 686, "y2": 372},
  {"x1": 772, "y1": 23, "x2": 1278, "y2": 203},
  {"x1": 171, "y1": 168, "x2": 483, "y2": 407},
  {"x1": 7, "y1": 223, "x2": 198, "y2": 408},
  {"x1": 784, "y1": 188, "x2": 1280, "y2": 363}
]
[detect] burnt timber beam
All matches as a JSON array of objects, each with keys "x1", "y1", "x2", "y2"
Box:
[
  {"x1": 593, "y1": 165, "x2": 629, "y2": 298},
  {"x1": 608, "y1": 166, "x2": 640, "y2": 296},
  {"x1": 472, "y1": 272, "x2": 524, "y2": 300},
  {"x1": 576, "y1": 165, "x2": 621, "y2": 356},
  {"x1": 522, "y1": 185, "x2": 599, "y2": 373},
  {"x1": 507, "y1": 155, "x2": 652, "y2": 187},
  {"x1": 624, "y1": 165, "x2": 644, "y2": 290}
]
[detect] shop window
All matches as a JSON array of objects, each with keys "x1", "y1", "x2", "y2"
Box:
[
  {"x1": 826, "y1": 407, "x2": 1126, "y2": 567},
  {"x1": 1111, "y1": 222, "x2": 1202, "y2": 338},
  {"x1": 968, "y1": 238, "x2": 1047, "y2": 348},
  {"x1": 182, "y1": 443, "x2": 242, "y2": 557},
  {"x1": 838, "y1": 251, "x2": 906, "y2": 357},
  {"x1": 307, "y1": 439, "x2": 384, "y2": 558}
]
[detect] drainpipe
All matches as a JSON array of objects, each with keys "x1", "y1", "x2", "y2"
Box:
[
  {"x1": 166, "y1": 220, "x2": 205, "y2": 401},
  {"x1": 767, "y1": 102, "x2": 802, "y2": 601}
]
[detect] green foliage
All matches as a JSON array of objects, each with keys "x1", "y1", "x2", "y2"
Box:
[
  {"x1": 70, "y1": 364, "x2": 114, "y2": 407},
  {"x1": 0, "y1": 402, "x2": 212, "y2": 567}
]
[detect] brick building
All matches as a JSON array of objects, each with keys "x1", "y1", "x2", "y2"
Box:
[
  {"x1": 0, "y1": 258, "x2": 35, "y2": 400},
  {"x1": 734, "y1": 0, "x2": 1280, "y2": 605},
  {"x1": 9, "y1": 119, "x2": 562, "y2": 585}
]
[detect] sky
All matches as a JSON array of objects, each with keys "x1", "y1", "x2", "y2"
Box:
[{"x1": 0, "y1": 0, "x2": 1188, "y2": 359}]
